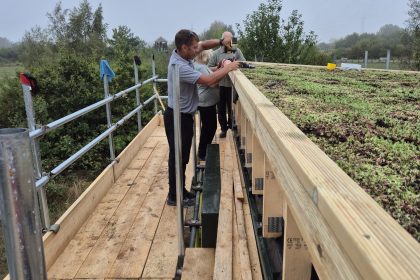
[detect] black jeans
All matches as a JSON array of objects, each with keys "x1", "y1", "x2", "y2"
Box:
[
  {"x1": 198, "y1": 105, "x2": 217, "y2": 159},
  {"x1": 217, "y1": 86, "x2": 232, "y2": 132},
  {"x1": 164, "y1": 107, "x2": 193, "y2": 200}
]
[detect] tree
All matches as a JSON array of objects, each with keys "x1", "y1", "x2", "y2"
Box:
[
  {"x1": 0, "y1": 37, "x2": 13, "y2": 48},
  {"x1": 236, "y1": 0, "x2": 282, "y2": 62},
  {"x1": 200, "y1": 21, "x2": 234, "y2": 40},
  {"x1": 46, "y1": 0, "x2": 107, "y2": 59},
  {"x1": 406, "y1": 0, "x2": 420, "y2": 69},
  {"x1": 1, "y1": 1, "x2": 110, "y2": 171},
  {"x1": 236, "y1": 0, "x2": 321, "y2": 64},
  {"x1": 331, "y1": 25, "x2": 406, "y2": 60}
]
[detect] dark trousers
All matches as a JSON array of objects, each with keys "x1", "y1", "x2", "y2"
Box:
[
  {"x1": 217, "y1": 86, "x2": 232, "y2": 132},
  {"x1": 164, "y1": 107, "x2": 193, "y2": 200},
  {"x1": 198, "y1": 105, "x2": 217, "y2": 159}
]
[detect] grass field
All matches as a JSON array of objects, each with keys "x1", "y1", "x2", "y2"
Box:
[
  {"x1": 0, "y1": 64, "x2": 23, "y2": 79},
  {"x1": 243, "y1": 64, "x2": 420, "y2": 241}
]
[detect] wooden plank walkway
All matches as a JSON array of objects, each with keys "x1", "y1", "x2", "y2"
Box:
[
  {"x1": 48, "y1": 126, "x2": 180, "y2": 279},
  {"x1": 45, "y1": 116, "x2": 261, "y2": 280}
]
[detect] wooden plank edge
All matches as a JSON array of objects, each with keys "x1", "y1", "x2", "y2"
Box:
[{"x1": 43, "y1": 163, "x2": 115, "y2": 270}]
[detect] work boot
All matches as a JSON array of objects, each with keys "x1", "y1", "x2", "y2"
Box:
[
  {"x1": 184, "y1": 190, "x2": 196, "y2": 200},
  {"x1": 198, "y1": 155, "x2": 206, "y2": 162}
]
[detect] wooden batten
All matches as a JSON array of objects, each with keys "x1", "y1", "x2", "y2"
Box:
[
  {"x1": 262, "y1": 156, "x2": 283, "y2": 238},
  {"x1": 282, "y1": 204, "x2": 312, "y2": 280},
  {"x1": 233, "y1": 207, "x2": 241, "y2": 280},
  {"x1": 229, "y1": 70, "x2": 420, "y2": 279},
  {"x1": 251, "y1": 134, "x2": 264, "y2": 195}
]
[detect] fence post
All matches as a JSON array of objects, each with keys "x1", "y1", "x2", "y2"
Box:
[
  {"x1": 152, "y1": 55, "x2": 158, "y2": 114},
  {"x1": 0, "y1": 128, "x2": 47, "y2": 280},
  {"x1": 133, "y1": 56, "x2": 142, "y2": 132},
  {"x1": 101, "y1": 60, "x2": 116, "y2": 161},
  {"x1": 364, "y1": 51, "x2": 368, "y2": 68},
  {"x1": 19, "y1": 74, "x2": 51, "y2": 232},
  {"x1": 386, "y1": 49, "x2": 391, "y2": 70}
]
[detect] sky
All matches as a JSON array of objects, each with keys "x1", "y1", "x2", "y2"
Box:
[{"x1": 0, "y1": 0, "x2": 410, "y2": 45}]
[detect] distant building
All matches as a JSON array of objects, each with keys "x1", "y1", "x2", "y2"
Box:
[{"x1": 154, "y1": 37, "x2": 168, "y2": 52}]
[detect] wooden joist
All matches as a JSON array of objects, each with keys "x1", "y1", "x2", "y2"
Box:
[
  {"x1": 229, "y1": 69, "x2": 420, "y2": 279},
  {"x1": 262, "y1": 156, "x2": 283, "y2": 238},
  {"x1": 251, "y1": 135, "x2": 264, "y2": 195},
  {"x1": 282, "y1": 205, "x2": 311, "y2": 279}
]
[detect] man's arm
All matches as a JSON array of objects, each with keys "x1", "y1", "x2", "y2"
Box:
[
  {"x1": 198, "y1": 37, "x2": 230, "y2": 52},
  {"x1": 197, "y1": 61, "x2": 239, "y2": 86}
]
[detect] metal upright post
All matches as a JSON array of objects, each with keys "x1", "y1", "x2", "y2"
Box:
[
  {"x1": 364, "y1": 51, "x2": 368, "y2": 68},
  {"x1": 172, "y1": 64, "x2": 185, "y2": 259},
  {"x1": 152, "y1": 54, "x2": 158, "y2": 114},
  {"x1": 0, "y1": 128, "x2": 47, "y2": 280},
  {"x1": 231, "y1": 86, "x2": 235, "y2": 130},
  {"x1": 386, "y1": 49, "x2": 391, "y2": 70},
  {"x1": 103, "y1": 75, "x2": 116, "y2": 160},
  {"x1": 134, "y1": 58, "x2": 142, "y2": 132},
  {"x1": 20, "y1": 76, "x2": 51, "y2": 231},
  {"x1": 191, "y1": 114, "x2": 197, "y2": 186}
]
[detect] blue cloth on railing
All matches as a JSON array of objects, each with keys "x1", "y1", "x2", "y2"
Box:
[{"x1": 100, "y1": 60, "x2": 116, "y2": 81}]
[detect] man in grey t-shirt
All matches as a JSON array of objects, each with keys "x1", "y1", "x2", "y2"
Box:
[
  {"x1": 208, "y1": 31, "x2": 245, "y2": 138},
  {"x1": 165, "y1": 29, "x2": 239, "y2": 206}
]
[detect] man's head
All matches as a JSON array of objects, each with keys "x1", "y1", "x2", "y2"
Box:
[
  {"x1": 222, "y1": 31, "x2": 233, "y2": 42},
  {"x1": 175, "y1": 29, "x2": 200, "y2": 60},
  {"x1": 221, "y1": 31, "x2": 235, "y2": 53}
]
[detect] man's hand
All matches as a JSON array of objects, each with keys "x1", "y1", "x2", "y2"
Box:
[{"x1": 226, "y1": 60, "x2": 240, "y2": 71}]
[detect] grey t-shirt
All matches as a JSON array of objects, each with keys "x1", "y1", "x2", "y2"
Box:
[
  {"x1": 167, "y1": 49, "x2": 202, "y2": 114},
  {"x1": 207, "y1": 47, "x2": 245, "y2": 87},
  {"x1": 193, "y1": 63, "x2": 219, "y2": 107}
]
